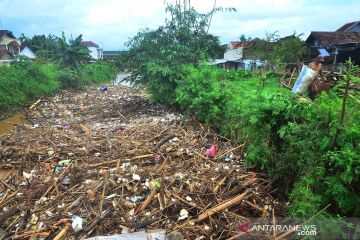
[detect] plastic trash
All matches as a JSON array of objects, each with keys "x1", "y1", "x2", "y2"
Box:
[
  {"x1": 150, "y1": 178, "x2": 161, "y2": 189},
  {"x1": 84, "y1": 230, "x2": 166, "y2": 240},
  {"x1": 54, "y1": 166, "x2": 63, "y2": 172},
  {"x1": 166, "y1": 230, "x2": 184, "y2": 240},
  {"x1": 23, "y1": 172, "x2": 33, "y2": 180},
  {"x1": 72, "y1": 215, "x2": 83, "y2": 232},
  {"x1": 62, "y1": 176, "x2": 71, "y2": 185},
  {"x1": 291, "y1": 65, "x2": 317, "y2": 94},
  {"x1": 204, "y1": 144, "x2": 217, "y2": 157},
  {"x1": 30, "y1": 214, "x2": 38, "y2": 225},
  {"x1": 130, "y1": 196, "x2": 144, "y2": 203},
  {"x1": 132, "y1": 173, "x2": 141, "y2": 181},
  {"x1": 99, "y1": 86, "x2": 108, "y2": 92},
  {"x1": 178, "y1": 209, "x2": 189, "y2": 220},
  {"x1": 224, "y1": 153, "x2": 235, "y2": 162},
  {"x1": 58, "y1": 160, "x2": 71, "y2": 166}
]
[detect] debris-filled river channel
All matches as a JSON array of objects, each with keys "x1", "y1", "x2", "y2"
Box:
[{"x1": 0, "y1": 85, "x2": 286, "y2": 239}]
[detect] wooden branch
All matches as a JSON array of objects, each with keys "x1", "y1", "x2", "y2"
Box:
[
  {"x1": 88, "y1": 154, "x2": 155, "y2": 168},
  {"x1": 214, "y1": 144, "x2": 245, "y2": 161},
  {"x1": 135, "y1": 189, "x2": 158, "y2": 215},
  {"x1": 53, "y1": 223, "x2": 71, "y2": 240},
  {"x1": 154, "y1": 135, "x2": 175, "y2": 150},
  {"x1": 191, "y1": 189, "x2": 251, "y2": 223}
]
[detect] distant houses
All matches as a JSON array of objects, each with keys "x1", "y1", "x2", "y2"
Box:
[
  {"x1": 80, "y1": 41, "x2": 103, "y2": 60},
  {"x1": 20, "y1": 46, "x2": 36, "y2": 60},
  {"x1": 0, "y1": 30, "x2": 21, "y2": 64},
  {"x1": 103, "y1": 50, "x2": 123, "y2": 61},
  {"x1": 305, "y1": 20, "x2": 360, "y2": 66},
  {"x1": 213, "y1": 40, "x2": 264, "y2": 70}
]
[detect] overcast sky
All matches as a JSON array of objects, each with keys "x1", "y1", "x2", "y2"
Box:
[{"x1": 0, "y1": 0, "x2": 359, "y2": 50}]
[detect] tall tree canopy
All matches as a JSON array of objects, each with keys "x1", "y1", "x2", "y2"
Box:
[{"x1": 117, "y1": 1, "x2": 234, "y2": 104}]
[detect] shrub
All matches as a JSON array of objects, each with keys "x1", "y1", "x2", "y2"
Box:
[
  {"x1": 175, "y1": 64, "x2": 360, "y2": 218},
  {"x1": 81, "y1": 61, "x2": 117, "y2": 85},
  {"x1": 0, "y1": 62, "x2": 60, "y2": 118}
]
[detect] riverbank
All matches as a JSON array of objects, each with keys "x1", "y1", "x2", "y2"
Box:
[
  {"x1": 0, "y1": 61, "x2": 117, "y2": 120},
  {"x1": 0, "y1": 85, "x2": 284, "y2": 239}
]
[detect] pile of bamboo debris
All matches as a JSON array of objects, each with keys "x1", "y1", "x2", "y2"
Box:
[{"x1": 0, "y1": 86, "x2": 286, "y2": 239}]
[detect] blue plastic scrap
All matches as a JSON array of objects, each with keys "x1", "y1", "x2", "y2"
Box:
[
  {"x1": 318, "y1": 48, "x2": 330, "y2": 57},
  {"x1": 99, "y1": 86, "x2": 108, "y2": 92}
]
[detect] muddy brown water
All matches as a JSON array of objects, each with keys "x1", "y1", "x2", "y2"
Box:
[
  {"x1": 0, "y1": 113, "x2": 26, "y2": 136},
  {"x1": 0, "y1": 113, "x2": 25, "y2": 179}
]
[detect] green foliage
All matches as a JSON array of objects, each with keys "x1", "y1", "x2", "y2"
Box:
[
  {"x1": 20, "y1": 34, "x2": 60, "y2": 62},
  {"x1": 249, "y1": 32, "x2": 306, "y2": 70},
  {"x1": 0, "y1": 60, "x2": 117, "y2": 117},
  {"x1": 176, "y1": 65, "x2": 232, "y2": 122},
  {"x1": 117, "y1": 0, "x2": 230, "y2": 104},
  {"x1": 175, "y1": 64, "x2": 360, "y2": 218},
  {"x1": 81, "y1": 61, "x2": 118, "y2": 85},
  {"x1": 0, "y1": 62, "x2": 60, "y2": 117},
  {"x1": 55, "y1": 33, "x2": 90, "y2": 70}
]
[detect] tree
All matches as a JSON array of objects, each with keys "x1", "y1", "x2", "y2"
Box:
[
  {"x1": 19, "y1": 34, "x2": 60, "y2": 61},
  {"x1": 248, "y1": 32, "x2": 306, "y2": 70},
  {"x1": 117, "y1": 1, "x2": 234, "y2": 104},
  {"x1": 239, "y1": 34, "x2": 252, "y2": 42},
  {"x1": 54, "y1": 33, "x2": 90, "y2": 70}
]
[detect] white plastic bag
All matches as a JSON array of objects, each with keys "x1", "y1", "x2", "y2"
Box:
[
  {"x1": 84, "y1": 230, "x2": 166, "y2": 240},
  {"x1": 291, "y1": 65, "x2": 317, "y2": 94}
]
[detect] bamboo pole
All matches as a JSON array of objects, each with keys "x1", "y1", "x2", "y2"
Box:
[
  {"x1": 135, "y1": 189, "x2": 158, "y2": 215},
  {"x1": 53, "y1": 223, "x2": 71, "y2": 240},
  {"x1": 191, "y1": 190, "x2": 251, "y2": 223}
]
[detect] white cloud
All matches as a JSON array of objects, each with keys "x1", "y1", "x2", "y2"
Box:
[{"x1": 0, "y1": 0, "x2": 359, "y2": 49}]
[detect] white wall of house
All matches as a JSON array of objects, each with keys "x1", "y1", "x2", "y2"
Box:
[
  {"x1": 224, "y1": 48, "x2": 243, "y2": 60},
  {"x1": 20, "y1": 47, "x2": 36, "y2": 59},
  {"x1": 88, "y1": 46, "x2": 103, "y2": 60}
]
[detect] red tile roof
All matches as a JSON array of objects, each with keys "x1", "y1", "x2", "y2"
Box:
[
  {"x1": 230, "y1": 41, "x2": 255, "y2": 49},
  {"x1": 80, "y1": 41, "x2": 99, "y2": 48}
]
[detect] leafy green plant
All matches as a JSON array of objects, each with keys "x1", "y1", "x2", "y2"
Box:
[
  {"x1": 175, "y1": 63, "x2": 360, "y2": 219},
  {"x1": 117, "y1": 0, "x2": 232, "y2": 104},
  {"x1": 0, "y1": 62, "x2": 60, "y2": 118}
]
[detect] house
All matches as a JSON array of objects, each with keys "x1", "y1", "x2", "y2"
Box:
[
  {"x1": 213, "y1": 40, "x2": 264, "y2": 70},
  {"x1": 336, "y1": 21, "x2": 360, "y2": 33},
  {"x1": 80, "y1": 41, "x2": 103, "y2": 60},
  {"x1": 103, "y1": 50, "x2": 123, "y2": 61},
  {"x1": 0, "y1": 30, "x2": 21, "y2": 63},
  {"x1": 19, "y1": 46, "x2": 36, "y2": 60},
  {"x1": 305, "y1": 21, "x2": 360, "y2": 66}
]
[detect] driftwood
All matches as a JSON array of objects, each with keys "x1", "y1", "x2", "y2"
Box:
[
  {"x1": 0, "y1": 85, "x2": 285, "y2": 239},
  {"x1": 192, "y1": 189, "x2": 251, "y2": 223},
  {"x1": 53, "y1": 223, "x2": 71, "y2": 240}
]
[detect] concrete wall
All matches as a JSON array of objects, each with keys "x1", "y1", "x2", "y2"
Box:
[
  {"x1": 20, "y1": 47, "x2": 36, "y2": 59},
  {"x1": 224, "y1": 48, "x2": 243, "y2": 60},
  {"x1": 88, "y1": 46, "x2": 103, "y2": 60}
]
